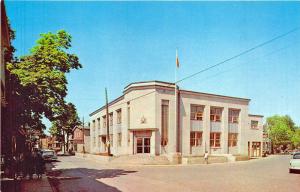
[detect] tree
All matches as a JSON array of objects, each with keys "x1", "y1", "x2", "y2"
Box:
[
  {"x1": 291, "y1": 129, "x2": 300, "y2": 148},
  {"x1": 266, "y1": 115, "x2": 296, "y2": 151},
  {"x1": 7, "y1": 30, "x2": 82, "y2": 134},
  {"x1": 50, "y1": 102, "x2": 81, "y2": 153}
]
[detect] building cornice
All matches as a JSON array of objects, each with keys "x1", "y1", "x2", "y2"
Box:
[
  {"x1": 180, "y1": 89, "x2": 250, "y2": 103},
  {"x1": 90, "y1": 80, "x2": 252, "y2": 117},
  {"x1": 249, "y1": 114, "x2": 264, "y2": 118},
  {"x1": 89, "y1": 95, "x2": 124, "y2": 116}
]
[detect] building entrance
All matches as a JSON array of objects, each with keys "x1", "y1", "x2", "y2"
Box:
[
  {"x1": 251, "y1": 142, "x2": 261, "y2": 157},
  {"x1": 136, "y1": 137, "x2": 150, "y2": 154}
]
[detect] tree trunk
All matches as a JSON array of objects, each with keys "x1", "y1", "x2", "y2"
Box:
[
  {"x1": 66, "y1": 132, "x2": 69, "y2": 153},
  {"x1": 63, "y1": 130, "x2": 66, "y2": 154}
]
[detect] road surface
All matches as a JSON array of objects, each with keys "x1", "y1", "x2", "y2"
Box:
[{"x1": 48, "y1": 155, "x2": 300, "y2": 192}]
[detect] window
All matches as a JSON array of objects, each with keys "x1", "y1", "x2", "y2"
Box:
[
  {"x1": 110, "y1": 134, "x2": 113, "y2": 147},
  {"x1": 109, "y1": 113, "x2": 113, "y2": 126},
  {"x1": 228, "y1": 109, "x2": 239, "y2": 123},
  {"x1": 92, "y1": 120, "x2": 96, "y2": 146},
  {"x1": 102, "y1": 116, "x2": 106, "y2": 128},
  {"x1": 117, "y1": 109, "x2": 122, "y2": 124},
  {"x1": 118, "y1": 133, "x2": 122, "y2": 146},
  {"x1": 161, "y1": 100, "x2": 169, "y2": 146},
  {"x1": 190, "y1": 105, "x2": 204, "y2": 120},
  {"x1": 97, "y1": 118, "x2": 100, "y2": 130},
  {"x1": 251, "y1": 120, "x2": 258, "y2": 129},
  {"x1": 228, "y1": 133, "x2": 238, "y2": 147},
  {"x1": 210, "y1": 132, "x2": 221, "y2": 147},
  {"x1": 127, "y1": 105, "x2": 131, "y2": 146},
  {"x1": 210, "y1": 107, "x2": 222, "y2": 122},
  {"x1": 190, "y1": 131, "x2": 202, "y2": 147}
]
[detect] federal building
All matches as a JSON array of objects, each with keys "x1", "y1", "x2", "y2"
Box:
[{"x1": 89, "y1": 81, "x2": 263, "y2": 163}]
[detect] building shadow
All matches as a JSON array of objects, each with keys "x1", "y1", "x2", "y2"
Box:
[{"x1": 47, "y1": 163, "x2": 137, "y2": 192}]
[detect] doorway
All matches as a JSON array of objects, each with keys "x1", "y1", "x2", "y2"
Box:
[
  {"x1": 136, "y1": 137, "x2": 150, "y2": 154},
  {"x1": 252, "y1": 142, "x2": 261, "y2": 157}
]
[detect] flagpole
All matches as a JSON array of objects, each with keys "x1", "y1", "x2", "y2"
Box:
[{"x1": 175, "y1": 49, "x2": 178, "y2": 153}]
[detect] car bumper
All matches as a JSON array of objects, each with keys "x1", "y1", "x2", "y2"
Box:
[{"x1": 289, "y1": 166, "x2": 300, "y2": 170}]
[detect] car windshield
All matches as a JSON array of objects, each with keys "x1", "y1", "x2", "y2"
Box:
[
  {"x1": 293, "y1": 153, "x2": 300, "y2": 159},
  {"x1": 43, "y1": 151, "x2": 54, "y2": 156}
]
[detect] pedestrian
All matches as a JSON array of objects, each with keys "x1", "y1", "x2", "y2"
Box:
[
  {"x1": 24, "y1": 151, "x2": 34, "y2": 179},
  {"x1": 204, "y1": 151, "x2": 209, "y2": 164},
  {"x1": 35, "y1": 152, "x2": 45, "y2": 179},
  {"x1": 19, "y1": 153, "x2": 26, "y2": 178}
]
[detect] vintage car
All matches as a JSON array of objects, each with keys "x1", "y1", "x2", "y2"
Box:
[
  {"x1": 289, "y1": 152, "x2": 300, "y2": 173},
  {"x1": 41, "y1": 149, "x2": 58, "y2": 161}
]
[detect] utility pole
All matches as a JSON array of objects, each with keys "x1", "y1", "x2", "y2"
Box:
[
  {"x1": 105, "y1": 88, "x2": 111, "y2": 156},
  {"x1": 82, "y1": 116, "x2": 85, "y2": 154}
]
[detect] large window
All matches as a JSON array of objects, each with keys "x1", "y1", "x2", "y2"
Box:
[
  {"x1": 210, "y1": 132, "x2": 221, "y2": 147},
  {"x1": 251, "y1": 120, "x2": 258, "y2": 129},
  {"x1": 190, "y1": 105, "x2": 204, "y2": 120},
  {"x1": 161, "y1": 100, "x2": 169, "y2": 146},
  {"x1": 190, "y1": 131, "x2": 202, "y2": 147},
  {"x1": 97, "y1": 118, "x2": 100, "y2": 130},
  {"x1": 127, "y1": 105, "x2": 130, "y2": 145},
  {"x1": 117, "y1": 109, "x2": 122, "y2": 124},
  {"x1": 117, "y1": 133, "x2": 122, "y2": 147},
  {"x1": 109, "y1": 113, "x2": 113, "y2": 126},
  {"x1": 210, "y1": 107, "x2": 222, "y2": 122},
  {"x1": 92, "y1": 120, "x2": 96, "y2": 146},
  {"x1": 102, "y1": 116, "x2": 106, "y2": 128},
  {"x1": 228, "y1": 133, "x2": 238, "y2": 147},
  {"x1": 228, "y1": 109, "x2": 239, "y2": 123},
  {"x1": 110, "y1": 134, "x2": 113, "y2": 147}
]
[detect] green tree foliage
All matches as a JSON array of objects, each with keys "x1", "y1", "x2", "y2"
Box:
[
  {"x1": 291, "y1": 129, "x2": 300, "y2": 148},
  {"x1": 50, "y1": 102, "x2": 81, "y2": 152},
  {"x1": 7, "y1": 30, "x2": 82, "y2": 133},
  {"x1": 266, "y1": 115, "x2": 295, "y2": 146}
]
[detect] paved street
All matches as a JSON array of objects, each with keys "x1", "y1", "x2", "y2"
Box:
[{"x1": 47, "y1": 155, "x2": 300, "y2": 192}]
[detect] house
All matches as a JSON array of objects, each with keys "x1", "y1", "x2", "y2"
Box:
[
  {"x1": 72, "y1": 126, "x2": 90, "y2": 153},
  {"x1": 89, "y1": 81, "x2": 263, "y2": 163}
]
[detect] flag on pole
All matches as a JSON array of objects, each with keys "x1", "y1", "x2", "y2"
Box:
[{"x1": 176, "y1": 49, "x2": 180, "y2": 68}]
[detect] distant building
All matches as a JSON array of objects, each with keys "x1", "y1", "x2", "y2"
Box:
[
  {"x1": 47, "y1": 136, "x2": 62, "y2": 152},
  {"x1": 71, "y1": 126, "x2": 90, "y2": 153},
  {"x1": 89, "y1": 81, "x2": 263, "y2": 162},
  {"x1": 262, "y1": 125, "x2": 272, "y2": 155}
]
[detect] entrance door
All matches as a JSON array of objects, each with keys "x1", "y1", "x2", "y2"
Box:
[
  {"x1": 136, "y1": 137, "x2": 150, "y2": 154},
  {"x1": 101, "y1": 136, "x2": 107, "y2": 152},
  {"x1": 252, "y1": 142, "x2": 261, "y2": 157}
]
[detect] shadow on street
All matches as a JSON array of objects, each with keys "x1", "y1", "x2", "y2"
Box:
[{"x1": 47, "y1": 161, "x2": 137, "y2": 192}]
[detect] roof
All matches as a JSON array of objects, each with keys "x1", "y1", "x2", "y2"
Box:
[
  {"x1": 72, "y1": 125, "x2": 90, "y2": 132},
  {"x1": 124, "y1": 80, "x2": 174, "y2": 90},
  {"x1": 180, "y1": 89, "x2": 250, "y2": 102},
  {"x1": 89, "y1": 95, "x2": 124, "y2": 116},
  {"x1": 249, "y1": 114, "x2": 264, "y2": 118},
  {"x1": 90, "y1": 80, "x2": 251, "y2": 116}
]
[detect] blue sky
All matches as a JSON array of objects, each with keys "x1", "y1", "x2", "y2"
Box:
[{"x1": 6, "y1": 1, "x2": 300, "y2": 131}]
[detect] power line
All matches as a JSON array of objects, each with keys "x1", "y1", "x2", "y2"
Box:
[
  {"x1": 92, "y1": 27, "x2": 299, "y2": 114},
  {"x1": 194, "y1": 40, "x2": 299, "y2": 86},
  {"x1": 176, "y1": 27, "x2": 300, "y2": 84}
]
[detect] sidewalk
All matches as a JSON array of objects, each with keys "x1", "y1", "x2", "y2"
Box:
[{"x1": 20, "y1": 175, "x2": 53, "y2": 192}]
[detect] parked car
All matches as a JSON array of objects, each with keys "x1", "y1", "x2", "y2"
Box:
[
  {"x1": 41, "y1": 149, "x2": 57, "y2": 161},
  {"x1": 289, "y1": 152, "x2": 300, "y2": 173}
]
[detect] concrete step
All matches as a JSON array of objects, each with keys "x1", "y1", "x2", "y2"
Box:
[{"x1": 109, "y1": 154, "x2": 170, "y2": 165}]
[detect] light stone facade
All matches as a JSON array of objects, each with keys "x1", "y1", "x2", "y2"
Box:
[{"x1": 89, "y1": 81, "x2": 263, "y2": 161}]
